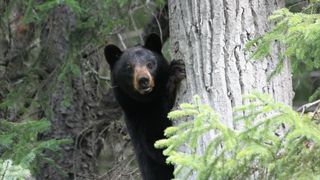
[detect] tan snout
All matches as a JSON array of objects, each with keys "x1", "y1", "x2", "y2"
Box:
[{"x1": 133, "y1": 66, "x2": 155, "y2": 94}]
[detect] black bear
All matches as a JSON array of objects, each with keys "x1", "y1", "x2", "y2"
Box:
[{"x1": 104, "y1": 34, "x2": 184, "y2": 180}]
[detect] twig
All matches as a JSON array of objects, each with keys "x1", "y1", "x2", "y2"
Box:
[
  {"x1": 311, "y1": 101, "x2": 320, "y2": 121},
  {"x1": 2, "y1": 43, "x2": 38, "y2": 65},
  {"x1": 7, "y1": 4, "x2": 12, "y2": 49},
  {"x1": 129, "y1": 12, "x2": 143, "y2": 44},
  {"x1": 130, "y1": 4, "x2": 145, "y2": 12},
  {"x1": 81, "y1": 44, "x2": 104, "y2": 59},
  {"x1": 297, "y1": 99, "x2": 320, "y2": 114},
  {"x1": 146, "y1": 3, "x2": 163, "y2": 43},
  {"x1": 84, "y1": 61, "x2": 110, "y2": 81},
  {"x1": 129, "y1": 0, "x2": 143, "y2": 44},
  {"x1": 0, "y1": 160, "x2": 10, "y2": 180},
  {"x1": 288, "y1": 1, "x2": 308, "y2": 11},
  {"x1": 117, "y1": 33, "x2": 127, "y2": 49},
  {"x1": 108, "y1": 25, "x2": 125, "y2": 35}
]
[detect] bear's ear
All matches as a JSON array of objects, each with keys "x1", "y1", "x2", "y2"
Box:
[
  {"x1": 144, "y1": 33, "x2": 162, "y2": 54},
  {"x1": 104, "y1": 45, "x2": 122, "y2": 68}
]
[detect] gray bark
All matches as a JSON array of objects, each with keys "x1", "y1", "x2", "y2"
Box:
[
  {"x1": 169, "y1": 0, "x2": 293, "y2": 122},
  {"x1": 0, "y1": 4, "x2": 35, "y2": 120},
  {"x1": 36, "y1": 6, "x2": 123, "y2": 180},
  {"x1": 169, "y1": 0, "x2": 293, "y2": 177}
]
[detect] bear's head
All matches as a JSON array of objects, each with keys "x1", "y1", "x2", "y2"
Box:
[{"x1": 104, "y1": 34, "x2": 169, "y2": 101}]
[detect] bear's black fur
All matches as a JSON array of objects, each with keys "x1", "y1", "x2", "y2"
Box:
[{"x1": 104, "y1": 34, "x2": 184, "y2": 180}]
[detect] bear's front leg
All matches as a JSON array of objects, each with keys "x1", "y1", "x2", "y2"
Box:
[{"x1": 166, "y1": 59, "x2": 186, "y2": 109}]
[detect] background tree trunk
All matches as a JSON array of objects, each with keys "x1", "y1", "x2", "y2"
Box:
[
  {"x1": 36, "y1": 5, "x2": 95, "y2": 179},
  {"x1": 168, "y1": 0, "x2": 293, "y2": 175},
  {"x1": 36, "y1": 6, "x2": 123, "y2": 180}
]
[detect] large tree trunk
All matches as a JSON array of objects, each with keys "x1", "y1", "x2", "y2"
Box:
[
  {"x1": 169, "y1": 0, "x2": 293, "y2": 176},
  {"x1": 169, "y1": 0, "x2": 293, "y2": 122}
]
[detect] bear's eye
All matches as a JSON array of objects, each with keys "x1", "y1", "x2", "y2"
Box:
[
  {"x1": 147, "y1": 62, "x2": 153, "y2": 69},
  {"x1": 127, "y1": 64, "x2": 133, "y2": 70}
]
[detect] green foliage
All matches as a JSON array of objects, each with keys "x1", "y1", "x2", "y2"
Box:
[
  {"x1": 2, "y1": 0, "x2": 132, "y2": 45},
  {"x1": 72, "y1": 0, "x2": 127, "y2": 46},
  {"x1": 24, "y1": 0, "x2": 82, "y2": 23},
  {"x1": 246, "y1": 8, "x2": 320, "y2": 73},
  {"x1": 246, "y1": 2, "x2": 320, "y2": 101},
  {"x1": 0, "y1": 119, "x2": 72, "y2": 174},
  {"x1": 0, "y1": 159, "x2": 31, "y2": 180},
  {"x1": 0, "y1": 0, "x2": 162, "y2": 116},
  {"x1": 156, "y1": 93, "x2": 320, "y2": 179},
  {"x1": 0, "y1": 0, "x2": 167, "y2": 178},
  {"x1": 154, "y1": 0, "x2": 166, "y2": 6}
]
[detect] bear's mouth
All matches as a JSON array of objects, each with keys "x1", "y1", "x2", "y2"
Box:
[
  {"x1": 138, "y1": 87, "x2": 153, "y2": 94},
  {"x1": 133, "y1": 65, "x2": 155, "y2": 95}
]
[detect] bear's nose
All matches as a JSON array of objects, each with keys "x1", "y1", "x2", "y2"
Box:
[{"x1": 138, "y1": 77, "x2": 150, "y2": 88}]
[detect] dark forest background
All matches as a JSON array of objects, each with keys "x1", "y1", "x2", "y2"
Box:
[{"x1": 0, "y1": 0, "x2": 318, "y2": 179}]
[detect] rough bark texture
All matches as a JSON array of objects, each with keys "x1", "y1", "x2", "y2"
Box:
[
  {"x1": 169, "y1": 0, "x2": 293, "y2": 120},
  {"x1": 0, "y1": 4, "x2": 35, "y2": 120},
  {"x1": 169, "y1": 0, "x2": 293, "y2": 159},
  {"x1": 36, "y1": 6, "x2": 123, "y2": 180}
]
